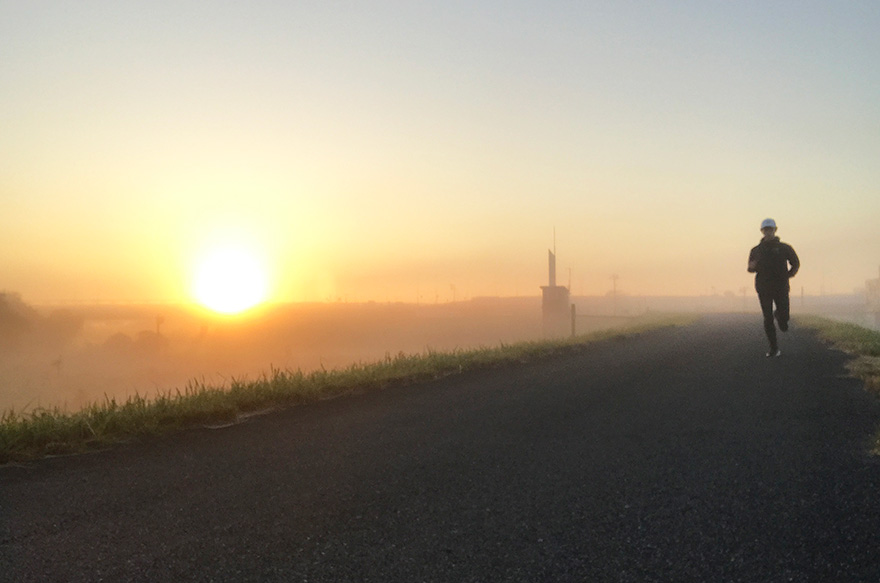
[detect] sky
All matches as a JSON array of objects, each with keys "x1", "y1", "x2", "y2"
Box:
[{"x1": 1, "y1": 1, "x2": 878, "y2": 306}]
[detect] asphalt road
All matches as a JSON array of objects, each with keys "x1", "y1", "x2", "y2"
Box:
[{"x1": 3, "y1": 314, "x2": 880, "y2": 582}]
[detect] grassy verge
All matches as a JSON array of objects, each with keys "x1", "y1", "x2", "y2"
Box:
[
  {"x1": 0, "y1": 313, "x2": 699, "y2": 464},
  {"x1": 798, "y1": 315, "x2": 880, "y2": 392},
  {"x1": 798, "y1": 315, "x2": 880, "y2": 454}
]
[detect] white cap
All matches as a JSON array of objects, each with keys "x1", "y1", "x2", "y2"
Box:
[{"x1": 760, "y1": 218, "x2": 777, "y2": 230}]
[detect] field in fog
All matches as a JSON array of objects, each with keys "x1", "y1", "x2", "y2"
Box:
[
  {"x1": 2, "y1": 292, "x2": 874, "y2": 413},
  {"x1": 4, "y1": 297, "x2": 549, "y2": 413}
]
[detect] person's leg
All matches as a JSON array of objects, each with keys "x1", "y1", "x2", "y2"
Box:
[
  {"x1": 775, "y1": 287, "x2": 790, "y2": 332},
  {"x1": 758, "y1": 291, "x2": 777, "y2": 353}
]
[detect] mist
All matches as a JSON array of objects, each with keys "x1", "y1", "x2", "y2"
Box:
[
  {"x1": 3, "y1": 294, "x2": 552, "y2": 413},
  {"x1": 5, "y1": 286, "x2": 876, "y2": 415}
]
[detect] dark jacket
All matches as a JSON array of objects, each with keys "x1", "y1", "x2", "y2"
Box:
[{"x1": 748, "y1": 236, "x2": 800, "y2": 291}]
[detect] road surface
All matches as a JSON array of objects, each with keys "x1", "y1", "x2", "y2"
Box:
[{"x1": 2, "y1": 314, "x2": 880, "y2": 582}]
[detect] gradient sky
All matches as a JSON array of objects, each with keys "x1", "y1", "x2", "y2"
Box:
[{"x1": 2, "y1": 1, "x2": 878, "y2": 304}]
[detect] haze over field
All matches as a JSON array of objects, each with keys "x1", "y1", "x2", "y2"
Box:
[
  {"x1": 1, "y1": 2, "x2": 878, "y2": 307},
  {"x1": 0, "y1": 295, "x2": 630, "y2": 412},
  {"x1": 2, "y1": 291, "x2": 873, "y2": 414}
]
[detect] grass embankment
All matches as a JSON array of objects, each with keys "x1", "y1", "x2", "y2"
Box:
[
  {"x1": 0, "y1": 313, "x2": 699, "y2": 464},
  {"x1": 799, "y1": 315, "x2": 880, "y2": 392},
  {"x1": 799, "y1": 315, "x2": 880, "y2": 454}
]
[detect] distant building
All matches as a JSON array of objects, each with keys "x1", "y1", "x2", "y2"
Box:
[{"x1": 541, "y1": 250, "x2": 570, "y2": 337}]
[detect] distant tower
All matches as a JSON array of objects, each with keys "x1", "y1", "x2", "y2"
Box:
[{"x1": 541, "y1": 248, "x2": 570, "y2": 337}]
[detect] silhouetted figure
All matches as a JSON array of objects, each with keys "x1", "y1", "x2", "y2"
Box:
[{"x1": 748, "y1": 218, "x2": 800, "y2": 357}]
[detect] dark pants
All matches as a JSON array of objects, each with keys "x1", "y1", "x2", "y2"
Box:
[{"x1": 757, "y1": 283, "x2": 790, "y2": 351}]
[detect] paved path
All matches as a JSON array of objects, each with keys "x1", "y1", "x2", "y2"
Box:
[{"x1": 2, "y1": 315, "x2": 880, "y2": 582}]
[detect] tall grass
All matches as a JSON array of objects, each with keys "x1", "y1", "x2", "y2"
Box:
[{"x1": 0, "y1": 314, "x2": 698, "y2": 464}]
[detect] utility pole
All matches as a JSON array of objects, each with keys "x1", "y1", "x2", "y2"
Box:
[{"x1": 611, "y1": 274, "x2": 619, "y2": 315}]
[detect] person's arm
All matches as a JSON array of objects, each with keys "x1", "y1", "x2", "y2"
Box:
[
  {"x1": 787, "y1": 246, "x2": 800, "y2": 278},
  {"x1": 747, "y1": 247, "x2": 758, "y2": 273}
]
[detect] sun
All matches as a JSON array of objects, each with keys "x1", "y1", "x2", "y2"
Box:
[{"x1": 192, "y1": 245, "x2": 269, "y2": 314}]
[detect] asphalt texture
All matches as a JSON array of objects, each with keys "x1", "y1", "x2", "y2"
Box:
[{"x1": 3, "y1": 314, "x2": 880, "y2": 582}]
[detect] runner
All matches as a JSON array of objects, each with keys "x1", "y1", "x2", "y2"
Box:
[{"x1": 747, "y1": 218, "x2": 800, "y2": 357}]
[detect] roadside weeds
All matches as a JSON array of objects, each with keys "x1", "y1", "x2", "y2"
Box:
[
  {"x1": 799, "y1": 314, "x2": 880, "y2": 453},
  {"x1": 1, "y1": 313, "x2": 699, "y2": 464}
]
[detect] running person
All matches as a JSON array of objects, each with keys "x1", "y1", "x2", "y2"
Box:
[{"x1": 748, "y1": 218, "x2": 800, "y2": 357}]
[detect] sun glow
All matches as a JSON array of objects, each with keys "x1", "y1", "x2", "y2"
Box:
[{"x1": 192, "y1": 245, "x2": 269, "y2": 314}]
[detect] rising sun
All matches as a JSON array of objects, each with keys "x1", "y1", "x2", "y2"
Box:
[{"x1": 192, "y1": 245, "x2": 269, "y2": 314}]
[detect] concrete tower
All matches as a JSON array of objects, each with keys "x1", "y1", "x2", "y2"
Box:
[{"x1": 541, "y1": 248, "x2": 570, "y2": 337}]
